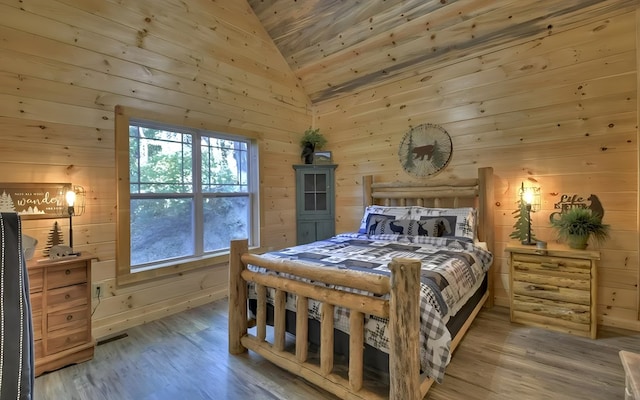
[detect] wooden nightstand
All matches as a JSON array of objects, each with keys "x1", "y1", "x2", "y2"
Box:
[
  {"x1": 506, "y1": 242, "x2": 599, "y2": 339},
  {"x1": 28, "y1": 254, "x2": 96, "y2": 376}
]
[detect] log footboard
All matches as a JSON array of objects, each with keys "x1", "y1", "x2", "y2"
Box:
[{"x1": 228, "y1": 239, "x2": 427, "y2": 400}]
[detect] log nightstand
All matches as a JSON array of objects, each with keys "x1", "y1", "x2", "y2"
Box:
[{"x1": 506, "y1": 242, "x2": 599, "y2": 339}]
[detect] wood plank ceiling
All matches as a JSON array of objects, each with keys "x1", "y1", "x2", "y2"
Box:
[{"x1": 247, "y1": 0, "x2": 636, "y2": 104}]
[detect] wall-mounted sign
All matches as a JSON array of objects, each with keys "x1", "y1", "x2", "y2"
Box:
[
  {"x1": 0, "y1": 183, "x2": 70, "y2": 219},
  {"x1": 549, "y1": 193, "x2": 604, "y2": 223}
]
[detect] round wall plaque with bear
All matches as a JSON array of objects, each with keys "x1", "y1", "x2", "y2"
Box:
[{"x1": 398, "y1": 123, "x2": 452, "y2": 178}]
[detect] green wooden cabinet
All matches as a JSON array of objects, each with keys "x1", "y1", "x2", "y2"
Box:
[{"x1": 293, "y1": 164, "x2": 337, "y2": 245}]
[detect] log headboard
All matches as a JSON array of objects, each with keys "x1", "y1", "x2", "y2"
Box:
[{"x1": 362, "y1": 167, "x2": 495, "y2": 306}]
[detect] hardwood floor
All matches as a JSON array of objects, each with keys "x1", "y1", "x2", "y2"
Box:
[{"x1": 35, "y1": 299, "x2": 640, "y2": 399}]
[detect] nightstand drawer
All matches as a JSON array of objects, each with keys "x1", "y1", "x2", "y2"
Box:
[
  {"x1": 512, "y1": 294, "x2": 590, "y2": 323},
  {"x1": 47, "y1": 327, "x2": 90, "y2": 354},
  {"x1": 47, "y1": 306, "x2": 89, "y2": 332},
  {"x1": 512, "y1": 253, "x2": 591, "y2": 278},
  {"x1": 46, "y1": 283, "x2": 88, "y2": 312},
  {"x1": 512, "y1": 269, "x2": 590, "y2": 291},
  {"x1": 47, "y1": 262, "x2": 87, "y2": 289},
  {"x1": 512, "y1": 280, "x2": 590, "y2": 305}
]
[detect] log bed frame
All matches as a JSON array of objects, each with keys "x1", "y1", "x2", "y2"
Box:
[{"x1": 228, "y1": 167, "x2": 495, "y2": 400}]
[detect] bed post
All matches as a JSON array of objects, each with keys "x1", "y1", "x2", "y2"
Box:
[
  {"x1": 228, "y1": 239, "x2": 249, "y2": 354},
  {"x1": 363, "y1": 175, "x2": 373, "y2": 210},
  {"x1": 388, "y1": 258, "x2": 421, "y2": 400},
  {"x1": 478, "y1": 167, "x2": 495, "y2": 308}
]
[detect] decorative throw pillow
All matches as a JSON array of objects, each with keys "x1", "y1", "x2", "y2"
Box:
[
  {"x1": 417, "y1": 216, "x2": 457, "y2": 237},
  {"x1": 363, "y1": 213, "x2": 396, "y2": 235},
  {"x1": 369, "y1": 219, "x2": 419, "y2": 236},
  {"x1": 414, "y1": 207, "x2": 477, "y2": 241},
  {"x1": 358, "y1": 206, "x2": 413, "y2": 233},
  {"x1": 367, "y1": 218, "x2": 447, "y2": 237},
  {"x1": 414, "y1": 218, "x2": 451, "y2": 237}
]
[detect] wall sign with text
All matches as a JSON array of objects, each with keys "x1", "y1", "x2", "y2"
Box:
[
  {"x1": 549, "y1": 193, "x2": 604, "y2": 222},
  {"x1": 0, "y1": 183, "x2": 70, "y2": 219}
]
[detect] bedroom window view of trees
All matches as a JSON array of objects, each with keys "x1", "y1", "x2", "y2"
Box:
[{"x1": 128, "y1": 123, "x2": 254, "y2": 269}]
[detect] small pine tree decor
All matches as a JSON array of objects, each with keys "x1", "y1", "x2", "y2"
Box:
[
  {"x1": 43, "y1": 221, "x2": 64, "y2": 257},
  {"x1": 510, "y1": 199, "x2": 537, "y2": 243}
]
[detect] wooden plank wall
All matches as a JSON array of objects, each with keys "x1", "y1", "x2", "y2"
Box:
[
  {"x1": 0, "y1": 0, "x2": 310, "y2": 339},
  {"x1": 317, "y1": 5, "x2": 639, "y2": 330}
]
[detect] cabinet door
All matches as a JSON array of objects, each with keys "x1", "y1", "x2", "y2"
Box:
[
  {"x1": 315, "y1": 220, "x2": 335, "y2": 242},
  {"x1": 294, "y1": 165, "x2": 337, "y2": 245},
  {"x1": 299, "y1": 171, "x2": 332, "y2": 217},
  {"x1": 297, "y1": 221, "x2": 317, "y2": 245},
  {"x1": 296, "y1": 221, "x2": 335, "y2": 245}
]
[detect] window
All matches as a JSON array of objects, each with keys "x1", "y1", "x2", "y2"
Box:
[{"x1": 115, "y1": 107, "x2": 259, "y2": 284}]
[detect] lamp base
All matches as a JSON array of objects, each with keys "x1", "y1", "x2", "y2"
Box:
[{"x1": 521, "y1": 239, "x2": 536, "y2": 246}]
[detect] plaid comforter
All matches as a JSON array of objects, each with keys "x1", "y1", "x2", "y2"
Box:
[{"x1": 247, "y1": 233, "x2": 493, "y2": 383}]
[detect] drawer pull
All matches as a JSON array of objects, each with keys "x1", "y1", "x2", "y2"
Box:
[
  {"x1": 65, "y1": 269, "x2": 71, "y2": 275},
  {"x1": 527, "y1": 284, "x2": 559, "y2": 292},
  {"x1": 541, "y1": 263, "x2": 559, "y2": 269},
  {"x1": 66, "y1": 315, "x2": 73, "y2": 321}
]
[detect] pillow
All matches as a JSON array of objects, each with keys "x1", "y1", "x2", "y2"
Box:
[
  {"x1": 367, "y1": 218, "x2": 447, "y2": 237},
  {"x1": 358, "y1": 206, "x2": 413, "y2": 233},
  {"x1": 413, "y1": 207, "x2": 477, "y2": 241},
  {"x1": 362, "y1": 213, "x2": 396, "y2": 235},
  {"x1": 368, "y1": 219, "x2": 418, "y2": 236}
]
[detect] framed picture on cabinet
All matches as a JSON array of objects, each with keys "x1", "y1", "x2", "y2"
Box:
[{"x1": 313, "y1": 151, "x2": 332, "y2": 164}]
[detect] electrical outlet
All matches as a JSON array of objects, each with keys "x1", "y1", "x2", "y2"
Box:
[{"x1": 92, "y1": 283, "x2": 105, "y2": 299}]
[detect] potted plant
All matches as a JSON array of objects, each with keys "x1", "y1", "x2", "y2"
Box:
[
  {"x1": 551, "y1": 207, "x2": 610, "y2": 249},
  {"x1": 300, "y1": 127, "x2": 327, "y2": 164}
]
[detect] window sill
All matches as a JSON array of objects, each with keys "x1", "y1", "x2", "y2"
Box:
[{"x1": 117, "y1": 252, "x2": 230, "y2": 286}]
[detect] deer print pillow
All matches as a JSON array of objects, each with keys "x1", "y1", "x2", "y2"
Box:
[
  {"x1": 358, "y1": 206, "x2": 413, "y2": 233},
  {"x1": 366, "y1": 218, "x2": 446, "y2": 237},
  {"x1": 412, "y1": 207, "x2": 477, "y2": 242}
]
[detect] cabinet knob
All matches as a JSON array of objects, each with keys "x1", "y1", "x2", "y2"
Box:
[
  {"x1": 65, "y1": 294, "x2": 71, "y2": 300},
  {"x1": 66, "y1": 315, "x2": 73, "y2": 321},
  {"x1": 65, "y1": 269, "x2": 71, "y2": 275}
]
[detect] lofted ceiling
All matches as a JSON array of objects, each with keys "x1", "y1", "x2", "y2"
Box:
[{"x1": 247, "y1": 0, "x2": 635, "y2": 104}]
